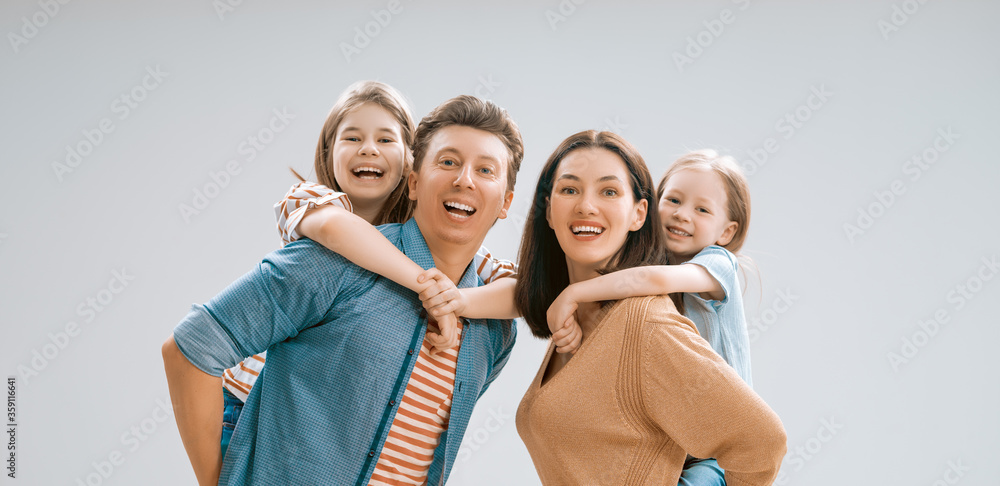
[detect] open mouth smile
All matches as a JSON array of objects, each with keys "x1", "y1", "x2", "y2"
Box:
[
  {"x1": 352, "y1": 166, "x2": 385, "y2": 180},
  {"x1": 444, "y1": 201, "x2": 477, "y2": 219}
]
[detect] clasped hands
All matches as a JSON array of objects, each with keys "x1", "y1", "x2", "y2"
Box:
[{"x1": 414, "y1": 269, "x2": 583, "y2": 354}]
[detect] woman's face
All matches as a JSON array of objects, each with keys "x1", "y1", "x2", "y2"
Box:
[
  {"x1": 547, "y1": 148, "x2": 647, "y2": 282},
  {"x1": 331, "y1": 103, "x2": 408, "y2": 210}
]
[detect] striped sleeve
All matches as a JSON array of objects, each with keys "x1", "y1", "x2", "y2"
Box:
[
  {"x1": 472, "y1": 245, "x2": 517, "y2": 284},
  {"x1": 273, "y1": 181, "x2": 352, "y2": 246}
]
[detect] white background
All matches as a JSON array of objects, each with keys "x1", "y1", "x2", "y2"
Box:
[{"x1": 2, "y1": 0, "x2": 998, "y2": 484}]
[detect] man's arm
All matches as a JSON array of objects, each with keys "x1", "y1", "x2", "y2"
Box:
[
  {"x1": 162, "y1": 336, "x2": 224, "y2": 486},
  {"x1": 163, "y1": 241, "x2": 352, "y2": 483},
  {"x1": 641, "y1": 308, "x2": 786, "y2": 485}
]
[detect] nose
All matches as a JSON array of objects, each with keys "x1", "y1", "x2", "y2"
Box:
[
  {"x1": 453, "y1": 163, "x2": 475, "y2": 190},
  {"x1": 359, "y1": 139, "x2": 379, "y2": 156},
  {"x1": 575, "y1": 191, "x2": 598, "y2": 216},
  {"x1": 673, "y1": 205, "x2": 691, "y2": 222}
]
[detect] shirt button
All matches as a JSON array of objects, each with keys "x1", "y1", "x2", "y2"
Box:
[
  {"x1": 407, "y1": 349, "x2": 414, "y2": 355},
  {"x1": 368, "y1": 450, "x2": 375, "y2": 457},
  {"x1": 389, "y1": 399, "x2": 395, "y2": 406}
]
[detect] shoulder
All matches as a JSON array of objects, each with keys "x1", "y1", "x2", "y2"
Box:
[
  {"x1": 473, "y1": 245, "x2": 517, "y2": 283},
  {"x1": 612, "y1": 295, "x2": 706, "y2": 347},
  {"x1": 685, "y1": 245, "x2": 738, "y2": 271},
  {"x1": 375, "y1": 222, "x2": 405, "y2": 242}
]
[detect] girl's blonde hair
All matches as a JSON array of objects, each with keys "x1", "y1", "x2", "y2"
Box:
[
  {"x1": 656, "y1": 149, "x2": 751, "y2": 254},
  {"x1": 308, "y1": 80, "x2": 416, "y2": 225}
]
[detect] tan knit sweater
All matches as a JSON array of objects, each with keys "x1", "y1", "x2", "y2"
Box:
[{"x1": 516, "y1": 295, "x2": 786, "y2": 485}]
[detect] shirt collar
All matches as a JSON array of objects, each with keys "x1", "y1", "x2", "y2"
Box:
[{"x1": 401, "y1": 219, "x2": 483, "y2": 290}]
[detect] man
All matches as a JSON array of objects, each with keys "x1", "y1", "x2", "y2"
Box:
[{"x1": 162, "y1": 95, "x2": 523, "y2": 485}]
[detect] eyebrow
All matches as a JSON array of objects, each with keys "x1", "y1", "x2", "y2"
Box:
[
  {"x1": 438, "y1": 147, "x2": 500, "y2": 164},
  {"x1": 340, "y1": 126, "x2": 398, "y2": 134},
  {"x1": 557, "y1": 174, "x2": 624, "y2": 183}
]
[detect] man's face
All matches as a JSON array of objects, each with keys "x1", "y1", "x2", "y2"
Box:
[{"x1": 408, "y1": 125, "x2": 514, "y2": 248}]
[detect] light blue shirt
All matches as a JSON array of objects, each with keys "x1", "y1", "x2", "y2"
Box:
[
  {"x1": 681, "y1": 245, "x2": 753, "y2": 387},
  {"x1": 172, "y1": 219, "x2": 516, "y2": 485}
]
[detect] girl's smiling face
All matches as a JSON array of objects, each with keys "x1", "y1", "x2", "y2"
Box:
[
  {"x1": 547, "y1": 148, "x2": 647, "y2": 283},
  {"x1": 331, "y1": 103, "x2": 408, "y2": 210},
  {"x1": 658, "y1": 167, "x2": 738, "y2": 264}
]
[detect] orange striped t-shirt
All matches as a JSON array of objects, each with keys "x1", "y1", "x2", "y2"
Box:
[{"x1": 368, "y1": 320, "x2": 463, "y2": 486}]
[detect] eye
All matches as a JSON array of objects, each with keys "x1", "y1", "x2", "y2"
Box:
[
  {"x1": 697, "y1": 207, "x2": 710, "y2": 214},
  {"x1": 440, "y1": 159, "x2": 456, "y2": 167},
  {"x1": 559, "y1": 187, "x2": 578, "y2": 195},
  {"x1": 666, "y1": 197, "x2": 680, "y2": 205},
  {"x1": 478, "y1": 166, "x2": 494, "y2": 175},
  {"x1": 603, "y1": 188, "x2": 618, "y2": 197},
  {"x1": 344, "y1": 137, "x2": 360, "y2": 142},
  {"x1": 378, "y1": 138, "x2": 394, "y2": 143}
]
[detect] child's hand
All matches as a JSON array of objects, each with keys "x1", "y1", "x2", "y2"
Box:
[
  {"x1": 547, "y1": 288, "x2": 583, "y2": 354},
  {"x1": 426, "y1": 312, "x2": 460, "y2": 353},
  {"x1": 417, "y1": 268, "x2": 468, "y2": 319}
]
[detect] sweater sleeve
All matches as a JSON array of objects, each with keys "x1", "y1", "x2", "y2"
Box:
[{"x1": 639, "y1": 299, "x2": 786, "y2": 486}]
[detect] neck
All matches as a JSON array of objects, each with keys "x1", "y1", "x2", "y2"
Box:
[
  {"x1": 566, "y1": 259, "x2": 604, "y2": 286},
  {"x1": 353, "y1": 204, "x2": 382, "y2": 225},
  {"x1": 575, "y1": 301, "x2": 603, "y2": 338},
  {"x1": 418, "y1": 230, "x2": 481, "y2": 285},
  {"x1": 667, "y1": 252, "x2": 695, "y2": 265}
]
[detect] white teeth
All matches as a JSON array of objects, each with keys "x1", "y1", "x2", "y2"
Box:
[
  {"x1": 353, "y1": 167, "x2": 383, "y2": 175},
  {"x1": 571, "y1": 225, "x2": 604, "y2": 234},
  {"x1": 444, "y1": 201, "x2": 475, "y2": 213},
  {"x1": 668, "y1": 228, "x2": 691, "y2": 236}
]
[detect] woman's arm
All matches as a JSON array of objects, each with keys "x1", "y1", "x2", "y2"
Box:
[
  {"x1": 642, "y1": 308, "x2": 786, "y2": 485},
  {"x1": 162, "y1": 337, "x2": 223, "y2": 486}
]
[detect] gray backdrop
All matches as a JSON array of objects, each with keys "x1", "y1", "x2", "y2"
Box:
[{"x1": 2, "y1": 0, "x2": 998, "y2": 484}]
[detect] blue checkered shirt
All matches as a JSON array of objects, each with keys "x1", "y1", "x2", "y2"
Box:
[{"x1": 173, "y1": 219, "x2": 516, "y2": 485}]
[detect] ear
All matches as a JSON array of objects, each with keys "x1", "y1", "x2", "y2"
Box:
[
  {"x1": 628, "y1": 198, "x2": 648, "y2": 232},
  {"x1": 497, "y1": 190, "x2": 515, "y2": 219},
  {"x1": 717, "y1": 221, "x2": 739, "y2": 247},
  {"x1": 406, "y1": 170, "x2": 419, "y2": 201}
]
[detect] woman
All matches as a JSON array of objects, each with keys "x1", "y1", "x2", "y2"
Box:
[{"x1": 513, "y1": 131, "x2": 787, "y2": 485}]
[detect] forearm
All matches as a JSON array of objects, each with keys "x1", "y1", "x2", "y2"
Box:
[
  {"x1": 162, "y1": 337, "x2": 224, "y2": 486},
  {"x1": 566, "y1": 265, "x2": 720, "y2": 304},
  {"x1": 301, "y1": 205, "x2": 424, "y2": 292},
  {"x1": 460, "y1": 278, "x2": 519, "y2": 319}
]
